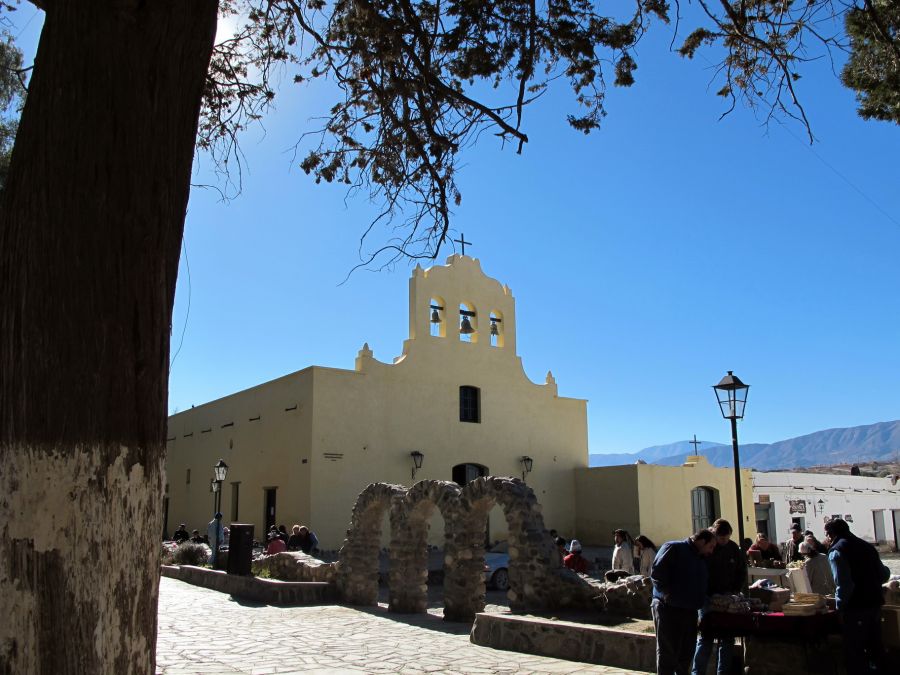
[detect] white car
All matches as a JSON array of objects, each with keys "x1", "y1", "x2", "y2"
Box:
[{"x1": 484, "y1": 542, "x2": 510, "y2": 591}]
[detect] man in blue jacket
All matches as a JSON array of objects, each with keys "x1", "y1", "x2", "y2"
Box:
[
  {"x1": 824, "y1": 518, "x2": 890, "y2": 675},
  {"x1": 651, "y1": 529, "x2": 716, "y2": 675}
]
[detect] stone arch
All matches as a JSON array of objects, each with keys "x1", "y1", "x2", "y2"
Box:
[
  {"x1": 387, "y1": 480, "x2": 462, "y2": 613},
  {"x1": 337, "y1": 477, "x2": 600, "y2": 621},
  {"x1": 453, "y1": 476, "x2": 558, "y2": 619},
  {"x1": 336, "y1": 482, "x2": 407, "y2": 605}
]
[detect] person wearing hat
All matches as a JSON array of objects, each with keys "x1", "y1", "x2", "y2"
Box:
[
  {"x1": 564, "y1": 539, "x2": 589, "y2": 574},
  {"x1": 781, "y1": 523, "x2": 804, "y2": 564},
  {"x1": 173, "y1": 523, "x2": 190, "y2": 544},
  {"x1": 265, "y1": 530, "x2": 286, "y2": 555}
]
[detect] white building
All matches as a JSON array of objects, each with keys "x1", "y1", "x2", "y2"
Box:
[{"x1": 752, "y1": 470, "x2": 900, "y2": 549}]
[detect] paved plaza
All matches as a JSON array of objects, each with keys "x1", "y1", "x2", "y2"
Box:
[{"x1": 156, "y1": 577, "x2": 641, "y2": 674}]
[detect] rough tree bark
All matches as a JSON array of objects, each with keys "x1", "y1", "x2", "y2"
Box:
[{"x1": 0, "y1": 1, "x2": 217, "y2": 672}]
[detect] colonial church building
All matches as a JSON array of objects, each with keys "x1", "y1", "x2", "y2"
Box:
[{"x1": 165, "y1": 255, "x2": 590, "y2": 548}]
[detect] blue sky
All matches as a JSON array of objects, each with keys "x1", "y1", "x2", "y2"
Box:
[{"x1": 11, "y1": 8, "x2": 900, "y2": 454}]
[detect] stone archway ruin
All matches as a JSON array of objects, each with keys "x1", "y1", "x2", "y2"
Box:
[{"x1": 336, "y1": 476, "x2": 599, "y2": 622}]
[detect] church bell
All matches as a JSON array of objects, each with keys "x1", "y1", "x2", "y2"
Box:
[
  {"x1": 459, "y1": 315, "x2": 475, "y2": 334},
  {"x1": 431, "y1": 308, "x2": 441, "y2": 324},
  {"x1": 490, "y1": 320, "x2": 499, "y2": 337}
]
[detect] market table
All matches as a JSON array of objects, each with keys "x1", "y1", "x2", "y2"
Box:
[
  {"x1": 700, "y1": 610, "x2": 843, "y2": 674},
  {"x1": 700, "y1": 608, "x2": 840, "y2": 639}
]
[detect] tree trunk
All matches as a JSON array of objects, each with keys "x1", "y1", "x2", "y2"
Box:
[{"x1": 0, "y1": 1, "x2": 217, "y2": 672}]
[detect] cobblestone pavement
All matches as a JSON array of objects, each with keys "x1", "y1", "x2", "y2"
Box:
[
  {"x1": 882, "y1": 552, "x2": 900, "y2": 576},
  {"x1": 156, "y1": 578, "x2": 642, "y2": 675}
]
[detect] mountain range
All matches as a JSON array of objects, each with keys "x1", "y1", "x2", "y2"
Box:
[{"x1": 589, "y1": 420, "x2": 900, "y2": 471}]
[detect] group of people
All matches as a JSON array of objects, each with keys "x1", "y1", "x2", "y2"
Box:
[
  {"x1": 745, "y1": 523, "x2": 836, "y2": 595},
  {"x1": 171, "y1": 517, "x2": 319, "y2": 563},
  {"x1": 264, "y1": 524, "x2": 319, "y2": 555},
  {"x1": 611, "y1": 529, "x2": 658, "y2": 577},
  {"x1": 172, "y1": 518, "x2": 230, "y2": 549},
  {"x1": 649, "y1": 517, "x2": 891, "y2": 675}
]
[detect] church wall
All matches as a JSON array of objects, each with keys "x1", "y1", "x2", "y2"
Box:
[
  {"x1": 573, "y1": 466, "x2": 640, "y2": 545},
  {"x1": 573, "y1": 457, "x2": 754, "y2": 547},
  {"x1": 634, "y1": 457, "x2": 754, "y2": 545},
  {"x1": 308, "y1": 347, "x2": 587, "y2": 549},
  {"x1": 166, "y1": 369, "x2": 314, "y2": 540}
]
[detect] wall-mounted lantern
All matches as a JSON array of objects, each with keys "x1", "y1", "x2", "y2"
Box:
[
  {"x1": 521, "y1": 455, "x2": 533, "y2": 481},
  {"x1": 410, "y1": 451, "x2": 424, "y2": 481}
]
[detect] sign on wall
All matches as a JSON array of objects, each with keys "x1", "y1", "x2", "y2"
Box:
[{"x1": 789, "y1": 499, "x2": 807, "y2": 514}]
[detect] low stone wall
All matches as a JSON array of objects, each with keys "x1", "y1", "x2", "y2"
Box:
[
  {"x1": 161, "y1": 565, "x2": 335, "y2": 605},
  {"x1": 470, "y1": 613, "x2": 655, "y2": 672},
  {"x1": 251, "y1": 552, "x2": 337, "y2": 583},
  {"x1": 600, "y1": 575, "x2": 653, "y2": 619}
]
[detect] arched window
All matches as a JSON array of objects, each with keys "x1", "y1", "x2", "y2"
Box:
[
  {"x1": 489, "y1": 310, "x2": 503, "y2": 348},
  {"x1": 429, "y1": 296, "x2": 446, "y2": 337},
  {"x1": 459, "y1": 385, "x2": 481, "y2": 423},
  {"x1": 691, "y1": 486, "x2": 719, "y2": 532},
  {"x1": 459, "y1": 302, "x2": 477, "y2": 342}
]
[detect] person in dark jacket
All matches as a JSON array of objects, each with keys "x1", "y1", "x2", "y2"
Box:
[
  {"x1": 172, "y1": 523, "x2": 190, "y2": 544},
  {"x1": 286, "y1": 525, "x2": 318, "y2": 555},
  {"x1": 825, "y1": 518, "x2": 891, "y2": 674},
  {"x1": 651, "y1": 529, "x2": 716, "y2": 675},
  {"x1": 692, "y1": 519, "x2": 747, "y2": 675}
]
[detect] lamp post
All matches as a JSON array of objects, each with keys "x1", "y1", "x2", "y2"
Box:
[
  {"x1": 713, "y1": 371, "x2": 750, "y2": 544},
  {"x1": 211, "y1": 459, "x2": 228, "y2": 568},
  {"x1": 210, "y1": 479, "x2": 219, "y2": 514}
]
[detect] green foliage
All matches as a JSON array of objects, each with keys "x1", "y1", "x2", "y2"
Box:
[
  {"x1": 0, "y1": 30, "x2": 24, "y2": 190},
  {"x1": 842, "y1": 1, "x2": 900, "y2": 124}
]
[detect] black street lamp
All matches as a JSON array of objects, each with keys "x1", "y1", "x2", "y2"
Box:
[
  {"x1": 213, "y1": 458, "x2": 228, "y2": 515},
  {"x1": 211, "y1": 459, "x2": 229, "y2": 568},
  {"x1": 713, "y1": 371, "x2": 750, "y2": 544}
]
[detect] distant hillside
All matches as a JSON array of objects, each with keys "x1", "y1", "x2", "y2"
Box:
[
  {"x1": 590, "y1": 420, "x2": 900, "y2": 471},
  {"x1": 590, "y1": 440, "x2": 726, "y2": 468}
]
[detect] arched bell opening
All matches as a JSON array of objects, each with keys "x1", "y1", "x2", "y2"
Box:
[
  {"x1": 489, "y1": 310, "x2": 504, "y2": 348},
  {"x1": 429, "y1": 295, "x2": 446, "y2": 338},
  {"x1": 458, "y1": 301, "x2": 477, "y2": 343}
]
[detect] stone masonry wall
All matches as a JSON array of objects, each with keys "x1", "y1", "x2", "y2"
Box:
[{"x1": 335, "y1": 477, "x2": 611, "y2": 621}]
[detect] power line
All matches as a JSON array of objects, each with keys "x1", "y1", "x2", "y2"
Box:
[{"x1": 170, "y1": 236, "x2": 192, "y2": 368}]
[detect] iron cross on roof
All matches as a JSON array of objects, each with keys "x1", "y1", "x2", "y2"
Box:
[
  {"x1": 453, "y1": 233, "x2": 472, "y2": 256},
  {"x1": 690, "y1": 434, "x2": 701, "y2": 452}
]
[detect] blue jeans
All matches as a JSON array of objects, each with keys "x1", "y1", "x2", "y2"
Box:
[{"x1": 692, "y1": 631, "x2": 733, "y2": 674}]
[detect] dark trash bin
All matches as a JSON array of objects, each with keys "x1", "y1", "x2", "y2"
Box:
[{"x1": 227, "y1": 523, "x2": 254, "y2": 576}]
